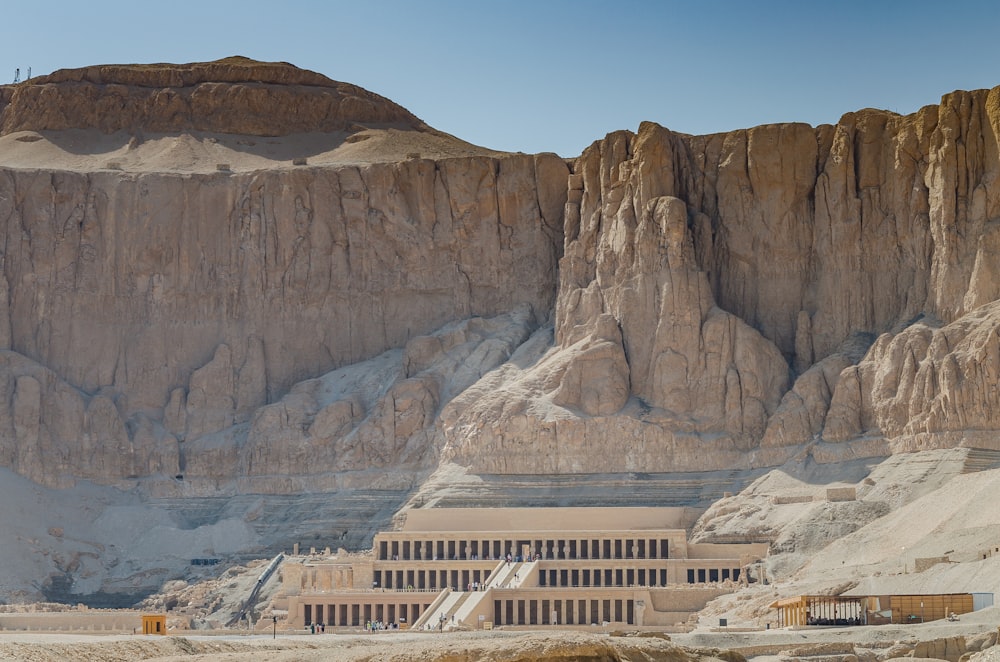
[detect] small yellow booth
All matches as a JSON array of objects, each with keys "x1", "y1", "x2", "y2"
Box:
[{"x1": 141, "y1": 614, "x2": 167, "y2": 635}]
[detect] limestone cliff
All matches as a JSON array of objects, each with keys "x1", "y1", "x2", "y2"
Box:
[
  {"x1": 443, "y1": 85, "x2": 1000, "y2": 476},
  {"x1": 3, "y1": 57, "x2": 1000, "y2": 494},
  {"x1": 0, "y1": 59, "x2": 568, "y2": 491}
]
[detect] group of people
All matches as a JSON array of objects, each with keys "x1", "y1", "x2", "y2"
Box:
[
  {"x1": 805, "y1": 616, "x2": 862, "y2": 626},
  {"x1": 306, "y1": 620, "x2": 401, "y2": 633}
]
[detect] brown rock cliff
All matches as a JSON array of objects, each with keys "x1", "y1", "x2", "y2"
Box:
[
  {"x1": 3, "y1": 58, "x2": 1000, "y2": 491},
  {"x1": 0, "y1": 56, "x2": 426, "y2": 136}
]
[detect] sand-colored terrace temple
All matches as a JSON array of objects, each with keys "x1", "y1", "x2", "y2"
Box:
[{"x1": 283, "y1": 508, "x2": 768, "y2": 630}]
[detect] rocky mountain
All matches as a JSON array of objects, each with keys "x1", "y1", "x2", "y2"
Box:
[{"x1": 1, "y1": 57, "x2": 1000, "y2": 603}]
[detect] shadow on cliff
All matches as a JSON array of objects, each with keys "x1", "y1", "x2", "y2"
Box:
[
  {"x1": 28, "y1": 125, "x2": 428, "y2": 162},
  {"x1": 39, "y1": 573, "x2": 153, "y2": 609},
  {"x1": 771, "y1": 452, "x2": 882, "y2": 486}
]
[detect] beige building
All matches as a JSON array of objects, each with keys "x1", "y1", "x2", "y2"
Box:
[{"x1": 284, "y1": 508, "x2": 767, "y2": 630}]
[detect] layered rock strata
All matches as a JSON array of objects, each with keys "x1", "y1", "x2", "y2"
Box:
[
  {"x1": 4, "y1": 58, "x2": 1000, "y2": 491},
  {"x1": 0, "y1": 56, "x2": 425, "y2": 135},
  {"x1": 0, "y1": 59, "x2": 568, "y2": 489},
  {"x1": 565, "y1": 89, "x2": 1000, "y2": 448},
  {"x1": 444, "y1": 86, "x2": 1000, "y2": 475},
  {"x1": 0, "y1": 155, "x2": 566, "y2": 488}
]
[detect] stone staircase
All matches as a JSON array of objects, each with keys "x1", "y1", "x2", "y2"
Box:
[
  {"x1": 489, "y1": 560, "x2": 533, "y2": 589},
  {"x1": 412, "y1": 589, "x2": 463, "y2": 630},
  {"x1": 961, "y1": 448, "x2": 1000, "y2": 474},
  {"x1": 450, "y1": 589, "x2": 492, "y2": 628},
  {"x1": 412, "y1": 560, "x2": 541, "y2": 631}
]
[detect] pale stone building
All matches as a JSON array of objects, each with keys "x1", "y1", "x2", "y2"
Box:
[{"x1": 284, "y1": 508, "x2": 767, "y2": 630}]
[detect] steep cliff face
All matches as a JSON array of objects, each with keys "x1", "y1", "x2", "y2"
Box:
[
  {"x1": 0, "y1": 60, "x2": 568, "y2": 490},
  {"x1": 442, "y1": 85, "x2": 1000, "y2": 475},
  {"x1": 0, "y1": 157, "x2": 567, "y2": 487},
  {"x1": 566, "y1": 86, "x2": 1000, "y2": 448},
  {"x1": 3, "y1": 57, "x2": 1000, "y2": 494},
  {"x1": 568, "y1": 87, "x2": 998, "y2": 361}
]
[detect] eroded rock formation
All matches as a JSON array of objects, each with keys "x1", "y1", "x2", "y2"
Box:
[
  {"x1": 0, "y1": 59, "x2": 572, "y2": 490},
  {"x1": 0, "y1": 56, "x2": 425, "y2": 135},
  {"x1": 556, "y1": 89, "x2": 1000, "y2": 453},
  {"x1": 2, "y1": 57, "x2": 1000, "y2": 495}
]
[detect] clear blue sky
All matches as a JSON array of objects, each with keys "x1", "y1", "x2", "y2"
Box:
[{"x1": 2, "y1": 0, "x2": 998, "y2": 157}]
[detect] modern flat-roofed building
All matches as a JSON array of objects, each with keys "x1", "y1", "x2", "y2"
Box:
[{"x1": 284, "y1": 507, "x2": 767, "y2": 630}]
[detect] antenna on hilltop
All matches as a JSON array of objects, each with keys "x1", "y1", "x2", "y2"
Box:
[
  {"x1": 26, "y1": 67, "x2": 30, "y2": 80},
  {"x1": 13, "y1": 68, "x2": 19, "y2": 84}
]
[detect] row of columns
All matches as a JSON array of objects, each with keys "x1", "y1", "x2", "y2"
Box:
[
  {"x1": 685, "y1": 567, "x2": 741, "y2": 584},
  {"x1": 492, "y1": 598, "x2": 637, "y2": 626},
  {"x1": 379, "y1": 536, "x2": 671, "y2": 561},
  {"x1": 374, "y1": 567, "x2": 489, "y2": 590},
  {"x1": 303, "y1": 601, "x2": 429, "y2": 627},
  {"x1": 374, "y1": 565, "x2": 742, "y2": 590},
  {"x1": 540, "y1": 566, "x2": 670, "y2": 588}
]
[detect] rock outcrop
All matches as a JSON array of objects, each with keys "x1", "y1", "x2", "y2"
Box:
[
  {"x1": 0, "y1": 56, "x2": 426, "y2": 136},
  {"x1": 3, "y1": 57, "x2": 1000, "y2": 497},
  {"x1": 0, "y1": 58, "x2": 570, "y2": 490},
  {"x1": 0, "y1": 152, "x2": 566, "y2": 488},
  {"x1": 546, "y1": 88, "x2": 1000, "y2": 461},
  {"x1": 442, "y1": 84, "x2": 1000, "y2": 478},
  {"x1": 824, "y1": 300, "x2": 1000, "y2": 451}
]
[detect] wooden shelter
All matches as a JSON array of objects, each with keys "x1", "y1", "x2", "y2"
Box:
[
  {"x1": 770, "y1": 593, "x2": 979, "y2": 627},
  {"x1": 770, "y1": 595, "x2": 864, "y2": 627}
]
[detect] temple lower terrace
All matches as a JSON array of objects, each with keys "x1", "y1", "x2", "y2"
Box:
[{"x1": 283, "y1": 507, "x2": 768, "y2": 630}]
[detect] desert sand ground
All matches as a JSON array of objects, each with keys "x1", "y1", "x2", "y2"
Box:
[
  {"x1": 0, "y1": 629, "x2": 693, "y2": 662},
  {"x1": 2, "y1": 611, "x2": 999, "y2": 662}
]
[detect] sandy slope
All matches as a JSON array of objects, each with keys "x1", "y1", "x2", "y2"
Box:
[
  {"x1": 0, "y1": 467, "x2": 266, "y2": 604},
  {"x1": 0, "y1": 126, "x2": 506, "y2": 173},
  {"x1": 692, "y1": 449, "x2": 1000, "y2": 630}
]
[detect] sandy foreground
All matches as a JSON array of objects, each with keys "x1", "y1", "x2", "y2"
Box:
[
  {"x1": 0, "y1": 629, "x2": 681, "y2": 662},
  {"x1": 3, "y1": 610, "x2": 1000, "y2": 662}
]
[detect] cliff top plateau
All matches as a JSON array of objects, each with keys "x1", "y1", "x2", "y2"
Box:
[{"x1": 0, "y1": 57, "x2": 502, "y2": 170}]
